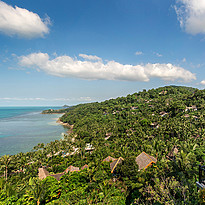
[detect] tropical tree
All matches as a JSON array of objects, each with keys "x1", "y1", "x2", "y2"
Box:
[{"x1": 0, "y1": 155, "x2": 11, "y2": 181}]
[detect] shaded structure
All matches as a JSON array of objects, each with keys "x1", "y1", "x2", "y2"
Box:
[
  {"x1": 196, "y1": 164, "x2": 205, "y2": 189},
  {"x1": 103, "y1": 156, "x2": 117, "y2": 162},
  {"x1": 167, "y1": 146, "x2": 178, "y2": 160},
  {"x1": 38, "y1": 167, "x2": 50, "y2": 180},
  {"x1": 110, "y1": 157, "x2": 124, "y2": 173},
  {"x1": 81, "y1": 164, "x2": 89, "y2": 170},
  {"x1": 38, "y1": 165, "x2": 80, "y2": 181},
  {"x1": 185, "y1": 105, "x2": 197, "y2": 112},
  {"x1": 160, "y1": 111, "x2": 168, "y2": 117},
  {"x1": 131, "y1": 106, "x2": 138, "y2": 110},
  {"x1": 85, "y1": 143, "x2": 95, "y2": 152},
  {"x1": 50, "y1": 173, "x2": 64, "y2": 181},
  {"x1": 150, "y1": 122, "x2": 159, "y2": 129},
  {"x1": 65, "y1": 165, "x2": 80, "y2": 173},
  {"x1": 135, "y1": 152, "x2": 157, "y2": 170},
  {"x1": 105, "y1": 133, "x2": 112, "y2": 140},
  {"x1": 38, "y1": 167, "x2": 64, "y2": 181}
]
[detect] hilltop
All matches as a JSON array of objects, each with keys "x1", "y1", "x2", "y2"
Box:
[{"x1": 0, "y1": 86, "x2": 205, "y2": 204}]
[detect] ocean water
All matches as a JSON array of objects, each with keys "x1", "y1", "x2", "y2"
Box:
[{"x1": 0, "y1": 107, "x2": 68, "y2": 156}]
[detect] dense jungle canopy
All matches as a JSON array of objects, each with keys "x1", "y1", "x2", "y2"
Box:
[{"x1": 0, "y1": 85, "x2": 205, "y2": 204}]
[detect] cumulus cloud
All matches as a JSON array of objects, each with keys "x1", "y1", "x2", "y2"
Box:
[
  {"x1": 19, "y1": 52, "x2": 196, "y2": 82},
  {"x1": 154, "y1": 52, "x2": 162, "y2": 57},
  {"x1": 145, "y1": 63, "x2": 195, "y2": 81},
  {"x1": 200, "y1": 80, "x2": 205, "y2": 85},
  {"x1": 174, "y1": 0, "x2": 205, "y2": 35},
  {"x1": 79, "y1": 54, "x2": 102, "y2": 61},
  {"x1": 0, "y1": 1, "x2": 50, "y2": 38},
  {"x1": 135, "y1": 51, "x2": 143, "y2": 55}
]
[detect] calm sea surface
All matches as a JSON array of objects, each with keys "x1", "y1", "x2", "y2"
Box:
[{"x1": 0, "y1": 107, "x2": 68, "y2": 156}]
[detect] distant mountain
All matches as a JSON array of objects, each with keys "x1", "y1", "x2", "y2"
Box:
[{"x1": 62, "y1": 105, "x2": 69, "y2": 108}]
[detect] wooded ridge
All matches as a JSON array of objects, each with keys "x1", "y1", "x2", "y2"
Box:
[{"x1": 0, "y1": 85, "x2": 205, "y2": 204}]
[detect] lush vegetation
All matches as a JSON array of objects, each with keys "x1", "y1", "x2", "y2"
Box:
[
  {"x1": 0, "y1": 86, "x2": 205, "y2": 204},
  {"x1": 41, "y1": 108, "x2": 67, "y2": 114}
]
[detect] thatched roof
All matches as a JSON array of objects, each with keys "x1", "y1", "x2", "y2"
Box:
[
  {"x1": 103, "y1": 156, "x2": 117, "y2": 162},
  {"x1": 81, "y1": 164, "x2": 89, "y2": 170},
  {"x1": 65, "y1": 165, "x2": 80, "y2": 173},
  {"x1": 38, "y1": 167, "x2": 71, "y2": 181},
  {"x1": 38, "y1": 168, "x2": 50, "y2": 180},
  {"x1": 135, "y1": 152, "x2": 157, "y2": 170},
  {"x1": 50, "y1": 173, "x2": 64, "y2": 181},
  {"x1": 110, "y1": 157, "x2": 124, "y2": 173}
]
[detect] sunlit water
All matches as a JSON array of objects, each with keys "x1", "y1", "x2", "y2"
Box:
[{"x1": 0, "y1": 107, "x2": 68, "y2": 156}]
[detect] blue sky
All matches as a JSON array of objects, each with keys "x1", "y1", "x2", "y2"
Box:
[{"x1": 0, "y1": 0, "x2": 205, "y2": 106}]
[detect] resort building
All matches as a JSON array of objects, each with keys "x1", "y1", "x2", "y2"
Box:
[
  {"x1": 110, "y1": 157, "x2": 124, "y2": 173},
  {"x1": 38, "y1": 167, "x2": 50, "y2": 180},
  {"x1": 196, "y1": 165, "x2": 205, "y2": 189},
  {"x1": 167, "y1": 146, "x2": 179, "y2": 161},
  {"x1": 103, "y1": 156, "x2": 117, "y2": 162},
  {"x1": 81, "y1": 164, "x2": 89, "y2": 170},
  {"x1": 135, "y1": 152, "x2": 157, "y2": 170},
  {"x1": 65, "y1": 165, "x2": 80, "y2": 173}
]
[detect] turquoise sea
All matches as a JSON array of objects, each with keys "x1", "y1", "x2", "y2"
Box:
[{"x1": 0, "y1": 107, "x2": 68, "y2": 156}]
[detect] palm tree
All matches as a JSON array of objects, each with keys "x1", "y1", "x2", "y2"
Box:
[
  {"x1": 16, "y1": 152, "x2": 27, "y2": 173},
  {"x1": 1, "y1": 155, "x2": 11, "y2": 181},
  {"x1": 28, "y1": 177, "x2": 46, "y2": 205}
]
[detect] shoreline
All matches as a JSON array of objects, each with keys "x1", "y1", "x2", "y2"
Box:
[
  {"x1": 56, "y1": 119, "x2": 74, "y2": 135},
  {"x1": 42, "y1": 112, "x2": 66, "y2": 115}
]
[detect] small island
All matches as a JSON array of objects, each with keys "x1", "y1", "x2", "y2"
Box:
[{"x1": 41, "y1": 107, "x2": 69, "y2": 114}]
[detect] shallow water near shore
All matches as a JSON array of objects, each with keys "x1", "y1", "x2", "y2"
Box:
[{"x1": 0, "y1": 107, "x2": 68, "y2": 156}]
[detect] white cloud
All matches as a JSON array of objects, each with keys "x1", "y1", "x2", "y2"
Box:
[
  {"x1": 19, "y1": 52, "x2": 196, "y2": 82},
  {"x1": 52, "y1": 97, "x2": 93, "y2": 102},
  {"x1": 0, "y1": 96, "x2": 93, "y2": 103},
  {"x1": 0, "y1": 1, "x2": 50, "y2": 38},
  {"x1": 79, "y1": 54, "x2": 102, "y2": 61},
  {"x1": 19, "y1": 53, "x2": 149, "y2": 81},
  {"x1": 79, "y1": 97, "x2": 92, "y2": 101},
  {"x1": 8, "y1": 67, "x2": 25, "y2": 71},
  {"x1": 0, "y1": 97, "x2": 46, "y2": 101},
  {"x1": 200, "y1": 80, "x2": 205, "y2": 85},
  {"x1": 174, "y1": 0, "x2": 205, "y2": 35},
  {"x1": 182, "y1": 58, "x2": 186, "y2": 62},
  {"x1": 153, "y1": 52, "x2": 162, "y2": 57},
  {"x1": 145, "y1": 63, "x2": 195, "y2": 81},
  {"x1": 135, "y1": 51, "x2": 143, "y2": 55}
]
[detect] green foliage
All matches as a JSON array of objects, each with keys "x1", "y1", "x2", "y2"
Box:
[
  {"x1": 0, "y1": 86, "x2": 205, "y2": 204},
  {"x1": 199, "y1": 189, "x2": 205, "y2": 205}
]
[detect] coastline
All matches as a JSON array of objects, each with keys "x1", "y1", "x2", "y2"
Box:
[
  {"x1": 56, "y1": 119, "x2": 74, "y2": 135},
  {"x1": 42, "y1": 110, "x2": 74, "y2": 135},
  {"x1": 42, "y1": 112, "x2": 66, "y2": 115}
]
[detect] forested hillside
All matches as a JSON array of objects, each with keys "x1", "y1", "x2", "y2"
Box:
[{"x1": 0, "y1": 86, "x2": 205, "y2": 204}]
